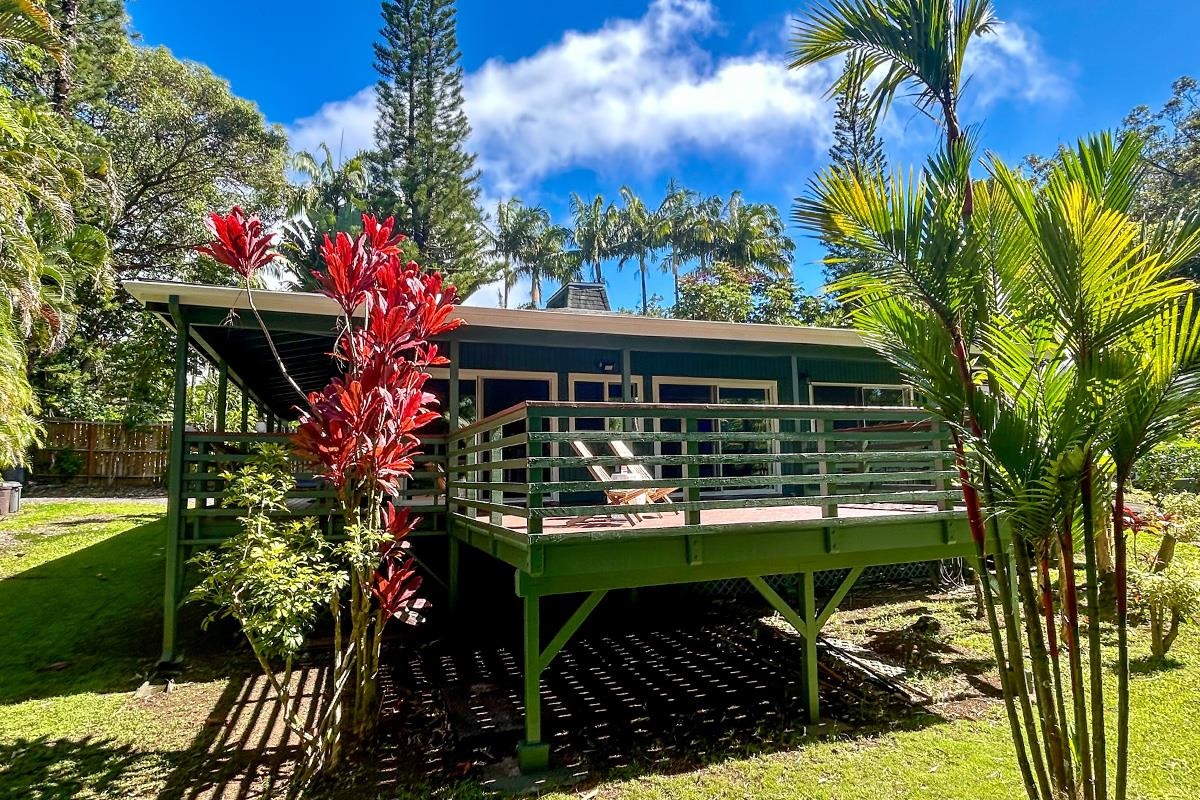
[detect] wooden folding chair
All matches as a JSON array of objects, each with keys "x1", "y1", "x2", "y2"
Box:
[
  {"x1": 609, "y1": 439, "x2": 680, "y2": 511},
  {"x1": 568, "y1": 440, "x2": 648, "y2": 525}
]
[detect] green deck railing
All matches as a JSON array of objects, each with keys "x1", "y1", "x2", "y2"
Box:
[{"x1": 447, "y1": 400, "x2": 959, "y2": 535}]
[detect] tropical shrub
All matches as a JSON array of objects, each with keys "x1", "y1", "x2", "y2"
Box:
[
  {"x1": 1132, "y1": 559, "x2": 1200, "y2": 658},
  {"x1": 190, "y1": 445, "x2": 344, "y2": 754},
  {"x1": 194, "y1": 206, "x2": 461, "y2": 784},
  {"x1": 1126, "y1": 493, "x2": 1200, "y2": 658}
]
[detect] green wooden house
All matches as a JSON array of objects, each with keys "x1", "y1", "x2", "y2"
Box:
[{"x1": 127, "y1": 279, "x2": 983, "y2": 771}]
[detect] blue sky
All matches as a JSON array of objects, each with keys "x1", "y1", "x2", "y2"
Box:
[{"x1": 127, "y1": 0, "x2": 1200, "y2": 308}]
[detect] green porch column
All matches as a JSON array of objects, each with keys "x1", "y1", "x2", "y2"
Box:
[
  {"x1": 518, "y1": 593, "x2": 550, "y2": 771},
  {"x1": 447, "y1": 340, "x2": 461, "y2": 616},
  {"x1": 161, "y1": 297, "x2": 189, "y2": 666},
  {"x1": 215, "y1": 360, "x2": 228, "y2": 433},
  {"x1": 799, "y1": 571, "x2": 820, "y2": 723},
  {"x1": 240, "y1": 390, "x2": 249, "y2": 433},
  {"x1": 621, "y1": 348, "x2": 633, "y2": 431}
]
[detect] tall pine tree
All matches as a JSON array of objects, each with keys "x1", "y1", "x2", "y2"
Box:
[
  {"x1": 373, "y1": 0, "x2": 490, "y2": 293},
  {"x1": 818, "y1": 66, "x2": 887, "y2": 284}
]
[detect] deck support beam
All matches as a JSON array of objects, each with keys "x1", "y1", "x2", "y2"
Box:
[
  {"x1": 747, "y1": 567, "x2": 862, "y2": 724},
  {"x1": 518, "y1": 589, "x2": 608, "y2": 772}
]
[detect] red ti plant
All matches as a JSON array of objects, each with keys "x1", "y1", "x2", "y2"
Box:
[{"x1": 202, "y1": 209, "x2": 461, "y2": 774}]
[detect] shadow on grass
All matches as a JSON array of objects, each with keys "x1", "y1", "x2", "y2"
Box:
[
  {"x1": 0, "y1": 515, "x2": 174, "y2": 705},
  {"x1": 1129, "y1": 653, "x2": 1185, "y2": 674},
  {"x1": 0, "y1": 736, "x2": 148, "y2": 800},
  {"x1": 0, "y1": 518, "x2": 167, "y2": 703}
]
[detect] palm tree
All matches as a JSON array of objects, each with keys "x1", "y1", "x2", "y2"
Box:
[
  {"x1": 0, "y1": 0, "x2": 62, "y2": 61},
  {"x1": 791, "y1": 0, "x2": 998, "y2": 215},
  {"x1": 0, "y1": 89, "x2": 112, "y2": 467},
  {"x1": 798, "y1": 130, "x2": 1200, "y2": 800},
  {"x1": 709, "y1": 191, "x2": 793, "y2": 280},
  {"x1": 521, "y1": 220, "x2": 577, "y2": 308},
  {"x1": 612, "y1": 186, "x2": 666, "y2": 315},
  {"x1": 658, "y1": 181, "x2": 714, "y2": 304},
  {"x1": 488, "y1": 199, "x2": 577, "y2": 308},
  {"x1": 283, "y1": 143, "x2": 370, "y2": 289},
  {"x1": 569, "y1": 193, "x2": 615, "y2": 283}
]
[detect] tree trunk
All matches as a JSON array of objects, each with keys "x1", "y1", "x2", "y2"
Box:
[
  {"x1": 52, "y1": 0, "x2": 79, "y2": 114},
  {"x1": 639, "y1": 254, "x2": 648, "y2": 315},
  {"x1": 530, "y1": 275, "x2": 541, "y2": 308}
]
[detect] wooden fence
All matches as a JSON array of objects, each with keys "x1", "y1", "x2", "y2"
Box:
[{"x1": 34, "y1": 419, "x2": 171, "y2": 484}]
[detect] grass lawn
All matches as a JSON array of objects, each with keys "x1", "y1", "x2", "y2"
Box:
[{"x1": 0, "y1": 500, "x2": 1197, "y2": 799}]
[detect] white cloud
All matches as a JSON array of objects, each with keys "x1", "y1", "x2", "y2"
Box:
[
  {"x1": 286, "y1": 1, "x2": 1071, "y2": 199},
  {"x1": 288, "y1": 87, "x2": 377, "y2": 159},
  {"x1": 464, "y1": 0, "x2": 837, "y2": 192},
  {"x1": 965, "y1": 21, "x2": 1071, "y2": 110},
  {"x1": 463, "y1": 276, "x2": 531, "y2": 309},
  {"x1": 287, "y1": 0, "x2": 837, "y2": 196}
]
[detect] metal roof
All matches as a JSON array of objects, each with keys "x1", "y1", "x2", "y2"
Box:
[
  {"x1": 124, "y1": 280, "x2": 865, "y2": 349},
  {"x1": 124, "y1": 280, "x2": 871, "y2": 419}
]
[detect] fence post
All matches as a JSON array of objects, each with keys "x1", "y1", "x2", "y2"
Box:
[
  {"x1": 932, "y1": 421, "x2": 953, "y2": 511},
  {"x1": 527, "y1": 408, "x2": 543, "y2": 536},
  {"x1": 85, "y1": 423, "x2": 97, "y2": 486},
  {"x1": 816, "y1": 418, "x2": 837, "y2": 518},
  {"x1": 490, "y1": 425, "x2": 503, "y2": 527},
  {"x1": 685, "y1": 415, "x2": 701, "y2": 527}
]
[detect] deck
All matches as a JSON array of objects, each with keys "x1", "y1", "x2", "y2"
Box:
[
  {"x1": 497, "y1": 501, "x2": 957, "y2": 534},
  {"x1": 444, "y1": 401, "x2": 993, "y2": 771}
]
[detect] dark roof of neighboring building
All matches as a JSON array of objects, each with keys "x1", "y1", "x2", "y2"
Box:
[{"x1": 545, "y1": 282, "x2": 611, "y2": 312}]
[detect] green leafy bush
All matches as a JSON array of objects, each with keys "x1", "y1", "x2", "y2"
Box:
[
  {"x1": 1132, "y1": 560, "x2": 1200, "y2": 658},
  {"x1": 189, "y1": 445, "x2": 346, "y2": 766},
  {"x1": 1134, "y1": 439, "x2": 1200, "y2": 500}
]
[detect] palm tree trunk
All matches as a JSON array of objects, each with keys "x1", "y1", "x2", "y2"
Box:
[
  {"x1": 1080, "y1": 455, "x2": 1108, "y2": 800},
  {"x1": 530, "y1": 274, "x2": 541, "y2": 308},
  {"x1": 1041, "y1": 552, "x2": 1076, "y2": 794},
  {"x1": 1013, "y1": 540, "x2": 1071, "y2": 796},
  {"x1": 639, "y1": 254, "x2": 648, "y2": 315},
  {"x1": 1112, "y1": 475, "x2": 1130, "y2": 800},
  {"x1": 593, "y1": 260, "x2": 603, "y2": 284},
  {"x1": 1061, "y1": 506, "x2": 1097, "y2": 800}
]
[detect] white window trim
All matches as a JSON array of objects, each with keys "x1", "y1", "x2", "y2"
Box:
[{"x1": 650, "y1": 376, "x2": 781, "y2": 496}]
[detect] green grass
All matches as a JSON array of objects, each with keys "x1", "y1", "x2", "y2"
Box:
[{"x1": 0, "y1": 501, "x2": 1197, "y2": 799}]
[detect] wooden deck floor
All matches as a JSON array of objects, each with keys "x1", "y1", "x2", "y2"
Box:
[{"x1": 496, "y1": 500, "x2": 953, "y2": 535}]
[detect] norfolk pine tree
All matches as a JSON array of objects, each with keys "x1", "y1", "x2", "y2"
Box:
[{"x1": 373, "y1": 0, "x2": 491, "y2": 295}]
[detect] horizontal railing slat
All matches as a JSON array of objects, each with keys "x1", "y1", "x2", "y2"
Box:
[
  {"x1": 530, "y1": 469, "x2": 957, "y2": 494},
  {"x1": 531, "y1": 490, "x2": 958, "y2": 519}
]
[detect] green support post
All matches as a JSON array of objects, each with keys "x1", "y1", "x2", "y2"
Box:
[
  {"x1": 799, "y1": 571, "x2": 820, "y2": 723},
  {"x1": 516, "y1": 588, "x2": 607, "y2": 772},
  {"x1": 240, "y1": 389, "x2": 249, "y2": 432},
  {"x1": 161, "y1": 297, "x2": 189, "y2": 667},
  {"x1": 215, "y1": 360, "x2": 228, "y2": 433},
  {"x1": 447, "y1": 535, "x2": 460, "y2": 618},
  {"x1": 519, "y1": 593, "x2": 550, "y2": 771}
]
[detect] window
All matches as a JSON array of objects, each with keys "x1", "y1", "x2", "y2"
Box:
[
  {"x1": 568, "y1": 375, "x2": 642, "y2": 432},
  {"x1": 652, "y1": 378, "x2": 779, "y2": 495}
]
